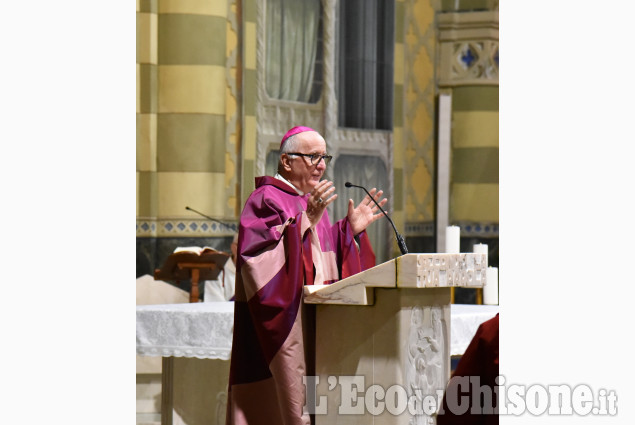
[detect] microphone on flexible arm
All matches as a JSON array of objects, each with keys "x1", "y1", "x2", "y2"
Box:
[
  {"x1": 185, "y1": 206, "x2": 236, "y2": 232},
  {"x1": 344, "y1": 182, "x2": 408, "y2": 255}
]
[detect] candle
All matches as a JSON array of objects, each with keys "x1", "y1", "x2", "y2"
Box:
[
  {"x1": 445, "y1": 225, "x2": 460, "y2": 253},
  {"x1": 473, "y1": 243, "x2": 488, "y2": 255},
  {"x1": 484, "y1": 267, "x2": 498, "y2": 305},
  {"x1": 473, "y1": 243, "x2": 488, "y2": 269}
]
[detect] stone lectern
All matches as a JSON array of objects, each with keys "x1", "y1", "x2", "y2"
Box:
[{"x1": 304, "y1": 252, "x2": 487, "y2": 425}]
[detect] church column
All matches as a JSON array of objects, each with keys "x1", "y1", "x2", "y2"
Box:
[
  {"x1": 137, "y1": 0, "x2": 238, "y2": 277},
  {"x1": 137, "y1": 0, "x2": 159, "y2": 273},
  {"x1": 437, "y1": 10, "x2": 499, "y2": 255}
]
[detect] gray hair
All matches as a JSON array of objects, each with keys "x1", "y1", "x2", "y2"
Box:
[
  {"x1": 277, "y1": 134, "x2": 302, "y2": 174},
  {"x1": 280, "y1": 134, "x2": 301, "y2": 154}
]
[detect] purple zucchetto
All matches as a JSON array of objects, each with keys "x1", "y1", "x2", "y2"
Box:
[{"x1": 280, "y1": 126, "x2": 316, "y2": 148}]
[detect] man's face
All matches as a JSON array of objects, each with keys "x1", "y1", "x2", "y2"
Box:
[{"x1": 284, "y1": 131, "x2": 327, "y2": 193}]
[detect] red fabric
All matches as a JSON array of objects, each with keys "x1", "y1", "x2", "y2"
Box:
[
  {"x1": 302, "y1": 230, "x2": 315, "y2": 286},
  {"x1": 437, "y1": 313, "x2": 499, "y2": 425},
  {"x1": 335, "y1": 218, "x2": 376, "y2": 279}
]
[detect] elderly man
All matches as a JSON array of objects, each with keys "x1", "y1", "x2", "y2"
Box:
[{"x1": 226, "y1": 126, "x2": 388, "y2": 425}]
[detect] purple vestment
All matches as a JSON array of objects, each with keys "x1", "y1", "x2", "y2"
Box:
[{"x1": 226, "y1": 176, "x2": 376, "y2": 425}]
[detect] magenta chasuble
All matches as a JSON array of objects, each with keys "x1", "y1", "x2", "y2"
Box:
[{"x1": 226, "y1": 176, "x2": 376, "y2": 425}]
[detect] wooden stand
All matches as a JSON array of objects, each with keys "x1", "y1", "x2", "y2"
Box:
[{"x1": 154, "y1": 249, "x2": 230, "y2": 303}]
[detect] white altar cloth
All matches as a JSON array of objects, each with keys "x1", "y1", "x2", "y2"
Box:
[
  {"x1": 136, "y1": 302, "x2": 497, "y2": 359},
  {"x1": 136, "y1": 302, "x2": 234, "y2": 360},
  {"x1": 450, "y1": 303, "x2": 499, "y2": 356}
]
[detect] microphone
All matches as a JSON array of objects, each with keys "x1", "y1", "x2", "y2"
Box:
[
  {"x1": 185, "y1": 206, "x2": 236, "y2": 232},
  {"x1": 345, "y1": 182, "x2": 408, "y2": 255}
]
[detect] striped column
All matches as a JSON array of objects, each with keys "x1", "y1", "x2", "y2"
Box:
[
  {"x1": 450, "y1": 86, "x2": 499, "y2": 225},
  {"x1": 437, "y1": 10, "x2": 499, "y2": 235},
  {"x1": 156, "y1": 0, "x2": 228, "y2": 221},
  {"x1": 137, "y1": 0, "x2": 159, "y2": 220},
  {"x1": 241, "y1": 0, "x2": 258, "y2": 206}
]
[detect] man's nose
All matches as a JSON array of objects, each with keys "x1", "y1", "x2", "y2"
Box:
[{"x1": 315, "y1": 157, "x2": 327, "y2": 170}]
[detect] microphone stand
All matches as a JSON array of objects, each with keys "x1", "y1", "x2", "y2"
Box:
[
  {"x1": 345, "y1": 182, "x2": 408, "y2": 255},
  {"x1": 185, "y1": 206, "x2": 236, "y2": 232}
]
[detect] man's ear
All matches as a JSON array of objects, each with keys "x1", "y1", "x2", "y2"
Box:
[{"x1": 280, "y1": 153, "x2": 292, "y2": 172}]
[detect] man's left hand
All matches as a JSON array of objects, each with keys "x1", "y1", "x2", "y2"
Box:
[{"x1": 347, "y1": 188, "x2": 388, "y2": 235}]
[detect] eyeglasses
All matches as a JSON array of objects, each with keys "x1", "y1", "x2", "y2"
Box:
[{"x1": 286, "y1": 152, "x2": 333, "y2": 166}]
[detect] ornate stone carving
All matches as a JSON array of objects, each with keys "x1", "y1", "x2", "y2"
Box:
[
  {"x1": 438, "y1": 11, "x2": 499, "y2": 87},
  {"x1": 416, "y1": 253, "x2": 488, "y2": 288},
  {"x1": 451, "y1": 40, "x2": 499, "y2": 81},
  {"x1": 406, "y1": 306, "x2": 446, "y2": 424}
]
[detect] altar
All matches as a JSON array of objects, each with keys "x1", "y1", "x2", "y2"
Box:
[
  {"x1": 136, "y1": 302, "x2": 233, "y2": 425},
  {"x1": 136, "y1": 254, "x2": 499, "y2": 425}
]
